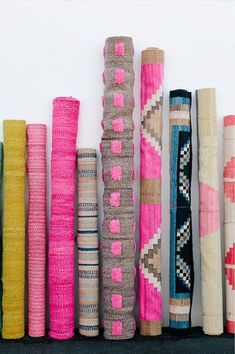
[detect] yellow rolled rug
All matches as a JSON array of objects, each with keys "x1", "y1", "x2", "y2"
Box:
[{"x1": 2, "y1": 120, "x2": 26, "y2": 339}]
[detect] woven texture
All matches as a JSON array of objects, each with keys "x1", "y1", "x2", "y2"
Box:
[
  {"x1": 169, "y1": 90, "x2": 194, "y2": 330},
  {"x1": 2, "y1": 120, "x2": 26, "y2": 339},
  {"x1": 77, "y1": 149, "x2": 99, "y2": 337},
  {"x1": 27, "y1": 124, "x2": 47, "y2": 337},
  {"x1": 0, "y1": 143, "x2": 3, "y2": 330},
  {"x1": 196, "y1": 88, "x2": 223, "y2": 335},
  {"x1": 224, "y1": 115, "x2": 235, "y2": 334},
  {"x1": 49, "y1": 97, "x2": 80, "y2": 340},
  {"x1": 139, "y1": 47, "x2": 164, "y2": 336},
  {"x1": 101, "y1": 36, "x2": 135, "y2": 340}
]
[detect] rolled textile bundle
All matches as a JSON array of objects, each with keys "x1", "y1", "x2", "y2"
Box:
[
  {"x1": 27, "y1": 124, "x2": 47, "y2": 337},
  {"x1": 101, "y1": 36, "x2": 135, "y2": 340},
  {"x1": 2, "y1": 120, "x2": 26, "y2": 339},
  {"x1": 77, "y1": 149, "x2": 99, "y2": 337},
  {"x1": 196, "y1": 88, "x2": 223, "y2": 335},
  {"x1": 224, "y1": 115, "x2": 235, "y2": 334},
  {"x1": 169, "y1": 90, "x2": 194, "y2": 331},
  {"x1": 49, "y1": 97, "x2": 80, "y2": 340},
  {"x1": 139, "y1": 47, "x2": 164, "y2": 336},
  {"x1": 0, "y1": 143, "x2": 3, "y2": 330}
]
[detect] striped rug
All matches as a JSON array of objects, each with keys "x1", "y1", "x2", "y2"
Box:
[{"x1": 77, "y1": 149, "x2": 99, "y2": 337}]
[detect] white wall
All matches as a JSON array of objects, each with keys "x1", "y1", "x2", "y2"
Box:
[{"x1": 0, "y1": 0, "x2": 234, "y2": 327}]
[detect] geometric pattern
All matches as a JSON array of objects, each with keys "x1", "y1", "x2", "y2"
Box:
[
  {"x1": 224, "y1": 115, "x2": 235, "y2": 333},
  {"x1": 140, "y1": 229, "x2": 161, "y2": 290},
  {"x1": 169, "y1": 90, "x2": 193, "y2": 330},
  {"x1": 176, "y1": 218, "x2": 190, "y2": 252},
  {"x1": 179, "y1": 141, "x2": 190, "y2": 169},
  {"x1": 141, "y1": 90, "x2": 163, "y2": 155},
  {"x1": 139, "y1": 47, "x2": 164, "y2": 336},
  {"x1": 179, "y1": 140, "x2": 190, "y2": 202},
  {"x1": 224, "y1": 156, "x2": 235, "y2": 203},
  {"x1": 176, "y1": 132, "x2": 193, "y2": 296},
  {"x1": 176, "y1": 255, "x2": 191, "y2": 289}
]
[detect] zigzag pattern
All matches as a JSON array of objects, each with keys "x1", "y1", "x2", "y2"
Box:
[
  {"x1": 176, "y1": 218, "x2": 191, "y2": 289},
  {"x1": 169, "y1": 90, "x2": 193, "y2": 330},
  {"x1": 139, "y1": 48, "x2": 164, "y2": 336},
  {"x1": 141, "y1": 89, "x2": 163, "y2": 154},
  {"x1": 179, "y1": 140, "x2": 190, "y2": 202},
  {"x1": 176, "y1": 218, "x2": 190, "y2": 252},
  {"x1": 140, "y1": 229, "x2": 161, "y2": 289}
]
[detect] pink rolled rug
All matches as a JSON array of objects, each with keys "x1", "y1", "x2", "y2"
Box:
[
  {"x1": 27, "y1": 124, "x2": 47, "y2": 337},
  {"x1": 139, "y1": 48, "x2": 164, "y2": 336},
  {"x1": 101, "y1": 36, "x2": 136, "y2": 340},
  {"x1": 49, "y1": 97, "x2": 80, "y2": 340},
  {"x1": 224, "y1": 115, "x2": 235, "y2": 334}
]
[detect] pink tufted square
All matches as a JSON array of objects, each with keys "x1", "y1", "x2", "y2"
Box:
[
  {"x1": 109, "y1": 219, "x2": 121, "y2": 234},
  {"x1": 115, "y1": 42, "x2": 125, "y2": 56},
  {"x1": 112, "y1": 320, "x2": 123, "y2": 336},
  {"x1": 99, "y1": 143, "x2": 103, "y2": 153},
  {"x1": 110, "y1": 192, "x2": 120, "y2": 207},
  {"x1": 111, "y1": 294, "x2": 122, "y2": 309},
  {"x1": 112, "y1": 118, "x2": 124, "y2": 133},
  {"x1": 102, "y1": 168, "x2": 105, "y2": 182},
  {"x1": 132, "y1": 192, "x2": 136, "y2": 206},
  {"x1": 111, "y1": 268, "x2": 122, "y2": 282},
  {"x1": 132, "y1": 168, "x2": 136, "y2": 180},
  {"x1": 110, "y1": 165, "x2": 122, "y2": 181},
  {"x1": 113, "y1": 93, "x2": 124, "y2": 107},
  {"x1": 115, "y1": 69, "x2": 125, "y2": 84},
  {"x1": 111, "y1": 140, "x2": 122, "y2": 154},
  {"x1": 102, "y1": 71, "x2": 106, "y2": 83},
  {"x1": 111, "y1": 241, "x2": 122, "y2": 256},
  {"x1": 100, "y1": 119, "x2": 104, "y2": 129}
]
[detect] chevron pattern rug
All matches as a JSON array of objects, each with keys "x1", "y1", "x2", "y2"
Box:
[
  {"x1": 224, "y1": 115, "x2": 235, "y2": 334},
  {"x1": 139, "y1": 47, "x2": 164, "y2": 336}
]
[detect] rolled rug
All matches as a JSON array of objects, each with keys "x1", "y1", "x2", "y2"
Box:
[
  {"x1": 169, "y1": 90, "x2": 194, "y2": 331},
  {"x1": 27, "y1": 124, "x2": 47, "y2": 337},
  {"x1": 49, "y1": 97, "x2": 80, "y2": 340},
  {"x1": 2, "y1": 120, "x2": 26, "y2": 339},
  {"x1": 224, "y1": 115, "x2": 235, "y2": 334},
  {"x1": 139, "y1": 47, "x2": 164, "y2": 336},
  {"x1": 77, "y1": 149, "x2": 99, "y2": 337},
  {"x1": 101, "y1": 36, "x2": 136, "y2": 340},
  {"x1": 0, "y1": 143, "x2": 3, "y2": 330},
  {"x1": 196, "y1": 88, "x2": 223, "y2": 335}
]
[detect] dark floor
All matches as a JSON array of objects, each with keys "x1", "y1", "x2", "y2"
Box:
[{"x1": 0, "y1": 328, "x2": 234, "y2": 354}]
